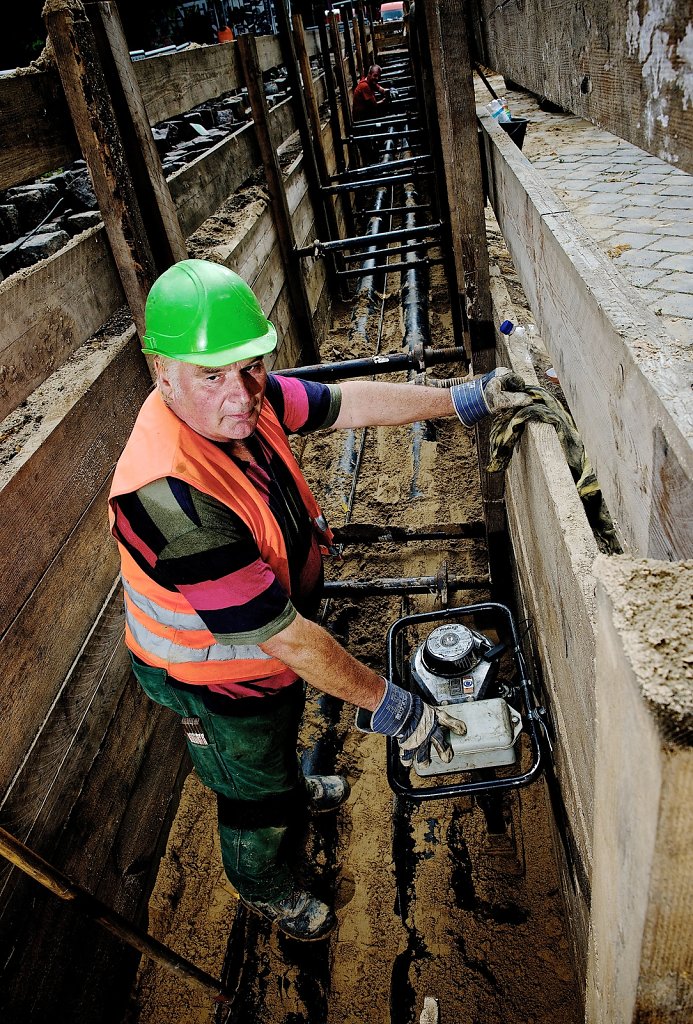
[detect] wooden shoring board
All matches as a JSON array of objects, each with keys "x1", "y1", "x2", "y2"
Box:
[
  {"x1": 237, "y1": 32, "x2": 318, "y2": 361},
  {"x1": 480, "y1": 110, "x2": 693, "y2": 561},
  {"x1": 45, "y1": 1, "x2": 173, "y2": 337},
  {"x1": 587, "y1": 556, "x2": 693, "y2": 1024},
  {"x1": 0, "y1": 585, "x2": 129, "y2": 874},
  {"x1": 0, "y1": 476, "x2": 120, "y2": 797},
  {"x1": 170, "y1": 120, "x2": 261, "y2": 240},
  {"x1": 0, "y1": 31, "x2": 323, "y2": 188},
  {"x1": 468, "y1": 0, "x2": 693, "y2": 175},
  {"x1": 492, "y1": 276, "x2": 598, "y2": 867},
  {"x1": 135, "y1": 41, "x2": 242, "y2": 126},
  {"x1": 492, "y1": 275, "x2": 596, "y2": 984},
  {"x1": 0, "y1": 70, "x2": 331, "y2": 420},
  {"x1": 267, "y1": 285, "x2": 303, "y2": 372},
  {"x1": 0, "y1": 31, "x2": 310, "y2": 190},
  {"x1": 0, "y1": 330, "x2": 148, "y2": 644},
  {"x1": 0, "y1": 226, "x2": 125, "y2": 423},
  {"x1": 0, "y1": 674, "x2": 186, "y2": 1024},
  {"x1": 0, "y1": 70, "x2": 79, "y2": 188}
]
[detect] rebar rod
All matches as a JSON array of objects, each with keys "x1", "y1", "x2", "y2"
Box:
[
  {"x1": 352, "y1": 111, "x2": 415, "y2": 125},
  {"x1": 345, "y1": 129, "x2": 424, "y2": 142},
  {"x1": 360, "y1": 203, "x2": 432, "y2": 215},
  {"x1": 295, "y1": 220, "x2": 442, "y2": 256},
  {"x1": 339, "y1": 239, "x2": 439, "y2": 261}
]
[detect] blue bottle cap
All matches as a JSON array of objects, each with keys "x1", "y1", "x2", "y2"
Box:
[{"x1": 499, "y1": 320, "x2": 514, "y2": 335}]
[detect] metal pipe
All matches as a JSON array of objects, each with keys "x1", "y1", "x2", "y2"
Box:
[
  {"x1": 276, "y1": 344, "x2": 466, "y2": 381},
  {"x1": 324, "y1": 576, "x2": 488, "y2": 594},
  {"x1": 339, "y1": 239, "x2": 439, "y2": 262},
  {"x1": 323, "y1": 171, "x2": 433, "y2": 194},
  {"x1": 332, "y1": 154, "x2": 430, "y2": 180},
  {"x1": 295, "y1": 220, "x2": 442, "y2": 256},
  {"x1": 0, "y1": 826, "x2": 230, "y2": 1003},
  {"x1": 350, "y1": 130, "x2": 398, "y2": 301},
  {"x1": 337, "y1": 257, "x2": 444, "y2": 278}
]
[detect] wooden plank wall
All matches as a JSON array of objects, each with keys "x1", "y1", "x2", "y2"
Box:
[
  {"x1": 587, "y1": 558, "x2": 693, "y2": 1024},
  {"x1": 0, "y1": 31, "x2": 322, "y2": 189},
  {"x1": 463, "y1": 17, "x2": 693, "y2": 1009},
  {"x1": 468, "y1": 0, "x2": 693, "y2": 175},
  {"x1": 492, "y1": 273, "x2": 596, "y2": 990},
  {"x1": 0, "y1": 61, "x2": 325, "y2": 419},
  {"x1": 479, "y1": 112, "x2": 693, "y2": 562},
  {"x1": 0, "y1": 24, "x2": 349, "y2": 1022}
]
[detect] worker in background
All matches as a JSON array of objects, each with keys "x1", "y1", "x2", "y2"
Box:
[
  {"x1": 352, "y1": 64, "x2": 393, "y2": 167},
  {"x1": 109, "y1": 259, "x2": 531, "y2": 943},
  {"x1": 352, "y1": 64, "x2": 391, "y2": 122},
  {"x1": 217, "y1": 23, "x2": 234, "y2": 43}
]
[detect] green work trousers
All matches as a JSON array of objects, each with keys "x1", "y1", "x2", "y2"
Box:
[{"x1": 130, "y1": 655, "x2": 306, "y2": 903}]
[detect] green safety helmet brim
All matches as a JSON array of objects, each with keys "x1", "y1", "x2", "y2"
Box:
[{"x1": 141, "y1": 259, "x2": 277, "y2": 367}]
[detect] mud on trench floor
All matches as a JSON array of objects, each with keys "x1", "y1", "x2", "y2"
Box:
[{"x1": 125, "y1": 270, "x2": 582, "y2": 1024}]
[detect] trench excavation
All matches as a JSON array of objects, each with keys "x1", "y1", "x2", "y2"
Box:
[
  {"x1": 127, "y1": 46, "x2": 581, "y2": 1024},
  {"x1": 2, "y1": 5, "x2": 688, "y2": 1022}
]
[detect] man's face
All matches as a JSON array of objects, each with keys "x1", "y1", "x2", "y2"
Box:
[
  {"x1": 156, "y1": 355, "x2": 268, "y2": 442},
  {"x1": 367, "y1": 68, "x2": 381, "y2": 87}
]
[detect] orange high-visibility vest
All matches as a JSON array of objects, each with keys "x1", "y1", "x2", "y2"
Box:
[{"x1": 109, "y1": 390, "x2": 332, "y2": 688}]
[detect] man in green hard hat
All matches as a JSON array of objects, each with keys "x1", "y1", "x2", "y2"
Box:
[{"x1": 109, "y1": 258, "x2": 530, "y2": 942}]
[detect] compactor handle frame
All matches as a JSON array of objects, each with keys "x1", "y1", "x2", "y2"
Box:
[{"x1": 385, "y1": 602, "x2": 545, "y2": 801}]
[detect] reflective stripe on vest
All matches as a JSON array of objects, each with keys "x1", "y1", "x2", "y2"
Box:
[
  {"x1": 124, "y1": 591, "x2": 273, "y2": 665},
  {"x1": 109, "y1": 390, "x2": 329, "y2": 688}
]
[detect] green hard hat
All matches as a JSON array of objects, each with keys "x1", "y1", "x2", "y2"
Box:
[{"x1": 141, "y1": 259, "x2": 277, "y2": 366}]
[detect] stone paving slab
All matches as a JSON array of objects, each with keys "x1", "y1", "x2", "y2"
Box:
[{"x1": 498, "y1": 87, "x2": 693, "y2": 349}]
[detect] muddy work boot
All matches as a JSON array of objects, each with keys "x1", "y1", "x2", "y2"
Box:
[
  {"x1": 304, "y1": 774, "x2": 351, "y2": 813},
  {"x1": 241, "y1": 888, "x2": 336, "y2": 941}
]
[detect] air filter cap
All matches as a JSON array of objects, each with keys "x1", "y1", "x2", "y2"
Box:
[{"x1": 421, "y1": 624, "x2": 479, "y2": 675}]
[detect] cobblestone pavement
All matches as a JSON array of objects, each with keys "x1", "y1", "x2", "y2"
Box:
[{"x1": 499, "y1": 87, "x2": 693, "y2": 349}]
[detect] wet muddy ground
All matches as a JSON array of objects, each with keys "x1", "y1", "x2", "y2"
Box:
[{"x1": 125, "y1": 238, "x2": 582, "y2": 1022}]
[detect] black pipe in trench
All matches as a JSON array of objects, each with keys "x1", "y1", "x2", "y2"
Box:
[
  {"x1": 305, "y1": 80, "x2": 444, "y2": 775},
  {"x1": 302, "y1": 125, "x2": 399, "y2": 781},
  {"x1": 400, "y1": 152, "x2": 434, "y2": 500}
]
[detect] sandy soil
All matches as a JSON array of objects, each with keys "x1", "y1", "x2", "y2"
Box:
[{"x1": 124, "y1": 214, "x2": 581, "y2": 1023}]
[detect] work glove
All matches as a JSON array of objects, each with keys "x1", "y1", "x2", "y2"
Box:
[
  {"x1": 450, "y1": 367, "x2": 532, "y2": 427},
  {"x1": 368, "y1": 679, "x2": 467, "y2": 768}
]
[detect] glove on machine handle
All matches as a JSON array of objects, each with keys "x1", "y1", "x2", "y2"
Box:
[{"x1": 358, "y1": 679, "x2": 467, "y2": 768}]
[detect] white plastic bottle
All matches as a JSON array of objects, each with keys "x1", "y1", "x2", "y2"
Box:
[
  {"x1": 488, "y1": 99, "x2": 503, "y2": 121},
  {"x1": 499, "y1": 319, "x2": 529, "y2": 339},
  {"x1": 488, "y1": 98, "x2": 511, "y2": 123}
]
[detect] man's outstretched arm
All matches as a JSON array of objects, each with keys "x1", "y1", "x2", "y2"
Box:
[{"x1": 332, "y1": 372, "x2": 531, "y2": 430}]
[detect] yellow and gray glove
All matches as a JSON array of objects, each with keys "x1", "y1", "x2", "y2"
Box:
[
  {"x1": 451, "y1": 368, "x2": 532, "y2": 427},
  {"x1": 367, "y1": 679, "x2": 467, "y2": 768}
]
